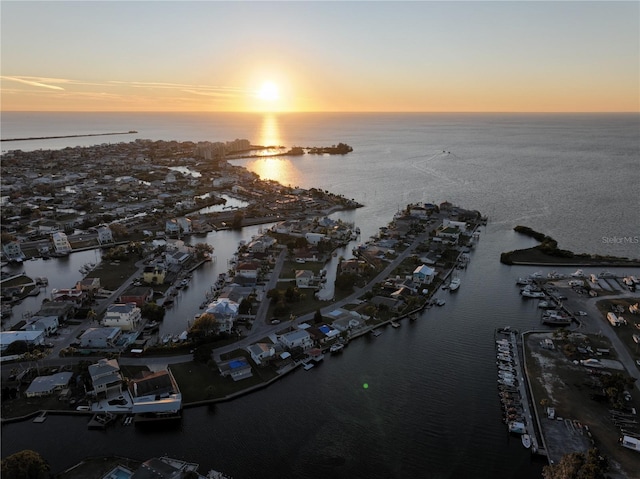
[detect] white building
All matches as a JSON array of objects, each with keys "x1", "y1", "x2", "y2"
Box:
[
  {"x1": 204, "y1": 298, "x2": 239, "y2": 334},
  {"x1": 247, "y1": 342, "x2": 276, "y2": 365},
  {"x1": 129, "y1": 369, "x2": 182, "y2": 415},
  {"x1": 96, "y1": 224, "x2": 114, "y2": 244},
  {"x1": 102, "y1": 303, "x2": 142, "y2": 331},
  {"x1": 412, "y1": 264, "x2": 435, "y2": 285},
  {"x1": 0, "y1": 330, "x2": 45, "y2": 352},
  {"x1": 2, "y1": 241, "x2": 26, "y2": 262},
  {"x1": 278, "y1": 329, "x2": 313, "y2": 351},
  {"x1": 51, "y1": 231, "x2": 72, "y2": 255}
]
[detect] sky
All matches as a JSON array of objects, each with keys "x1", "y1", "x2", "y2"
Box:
[{"x1": 1, "y1": 1, "x2": 638, "y2": 113}]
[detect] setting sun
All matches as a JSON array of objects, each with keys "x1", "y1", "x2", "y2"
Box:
[{"x1": 257, "y1": 81, "x2": 279, "y2": 102}]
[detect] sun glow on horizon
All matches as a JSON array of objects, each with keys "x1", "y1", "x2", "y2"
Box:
[{"x1": 257, "y1": 81, "x2": 280, "y2": 102}]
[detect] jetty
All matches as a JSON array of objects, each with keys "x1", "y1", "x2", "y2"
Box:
[{"x1": 2, "y1": 131, "x2": 138, "y2": 142}]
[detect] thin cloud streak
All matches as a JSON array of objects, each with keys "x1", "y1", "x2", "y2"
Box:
[{"x1": 1, "y1": 76, "x2": 66, "y2": 90}]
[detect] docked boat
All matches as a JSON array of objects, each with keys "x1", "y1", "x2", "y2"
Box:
[
  {"x1": 449, "y1": 277, "x2": 460, "y2": 291},
  {"x1": 329, "y1": 343, "x2": 345, "y2": 354},
  {"x1": 521, "y1": 434, "x2": 532, "y2": 449},
  {"x1": 435, "y1": 298, "x2": 446, "y2": 306},
  {"x1": 303, "y1": 362, "x2": 315, "y2": 371},
  {"x1": 571, "y1": 269, "x2": 585, "y2": 278},
  {"x1": 371, "y1": 329, "x2": 382, "y2": 337},
  {"x1": 390, "y1": 321, "x2": 400, "y2": 328},
  {"x1": 521, "y1": 289, "x2": 545, "y2": 298}
]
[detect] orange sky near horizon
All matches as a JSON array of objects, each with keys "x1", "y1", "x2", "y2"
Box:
[{"x1": 1, "y1": 2, "x2": 638, "y2": 113}]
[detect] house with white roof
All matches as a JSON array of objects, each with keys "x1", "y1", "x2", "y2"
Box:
[
  {"x1": 278, "y1": 329, "x2": 313, "y2": 351},
  {"x1": 79, "y1": 327, "x2": 121, "y2": 349},
  {"x1": 204, "y1": 298, "x2": 239, "y2": 334},
  {"x1": 102, "y1": 303, "x2": 142, "y2": 331},
  {"x1": 295, "y1": 270, "x2": 315, "y2": 288},
  {"x1": 2, "y1": 241, "x2": 26, "y2": 263},
  {"x1": 96, "y1": 224, "x2": 114, "y2": 244},
  {"x1": 21, "y1": 315, "x2": 59, "y2": 336},
  {"x1": 51, "y1": 231, "x2": 72, "y2": 255}
]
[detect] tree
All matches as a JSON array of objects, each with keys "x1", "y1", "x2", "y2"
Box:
[
  {"x1": 314, "y1": 309, "x2": 323, "y2": 324},
  {"x1": 141, "y1": 302, "x2": 165, "y2": 322},
  {"x1": 1, "y1": 449, "x2": 51, "y2": 479},
  {"x1": 193, "y1": 242, "x2": 214, "y2": 260},
  {"x1": 190, "y1": 313, "x2": 218, "y2": 337},
  {"x1": 231, "y1": 210, "x2": 244, "y2": 229},
  {"x1": 542, "y1": 448, "x2": 607, "y2": 479},
  {"x1": 238, "y1": 298, "x2": 252, "y2": 315}
]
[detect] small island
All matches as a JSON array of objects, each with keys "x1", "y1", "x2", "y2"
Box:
[{"x1": 500, "y1": 226, "x2": 640, "y2": 266}]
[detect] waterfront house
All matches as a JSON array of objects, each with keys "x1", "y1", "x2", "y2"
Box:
[
  {"x1": 88, "y1": 358, "x2": 123, "y2": 398},
  {"x1": 96, "y1": 224, "x2": 114, "y2": 244},
  {"x1": 25, "y1": 372, "x2": 73, "y2": 398},
  {"x1": 0, "y1": 330, "x2": 45, "y2": 352},
  {"x1": 37, "y1": 301, "x2": 76, "y2": 323},
  {"x1": 50, "y1": 288, "x2": 85, "y2": 306},
  {"x1": 278, "y1": 329, "x2": 313, "y2": 351},
  {"x1": 165, "y1": 219, "x2": 181, "y2": 236},
  {"x1": 248, "y1": 235, "x2": 277, "y2": 253},
  {"x1": 79, "y1": 327, "x2": 121, "y2": 349},
  {"x1": 51, "y1": 231, "x2": 72, "y2": 255},
  {"x1": 217, "y1": 357, "x2": 253, "y2": 381},
  {"x1": 236, "y1": 260, "x2": 260, "y2": 279},
  {"x1": 304, "y1": 232, "x2": 326, "y2": 245},
  {"x1": 143, "y1": 264, "x2": 166, "y2": 284},
  {"x1": 119, "y1": 286, "x2": 154, "y2": 307},
  {"x1": 76, "y1": 277, "x2": 101, "y2": 293},
  {"x1": 412, "y1": 264, "x2": 435, "y2": 285},
  {"x1": 103, "y1": 303, "x2": 142, "y2": 331},
  {"x1": 247, "y1": 342, "x2": 276, "y2": 365},
  {"x1": 436, "y1": 225, "x2": 460, "y2": 244},
  {"x1": 340, "y1": 259, "x2": 368, "y2": 275},
  {"x1": 2, "y1": 241, "x2": 26, "y2": 263},
  {"x1": 129, "y1": 368, "x2": 182, "y2": 415},
  {"x1": 442, "y1": 218, "x2": 468, "y2": 233},
  {"x1": 21, "y1": 315, "x2": 59, "y2": 336},
  {"x1": 204, "y1": 298, "x2": 239, "y2": 334}
]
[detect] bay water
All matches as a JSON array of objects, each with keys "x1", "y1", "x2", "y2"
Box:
[{"x1": 1, "y1": 112, "x2": 638, "y2": 478}]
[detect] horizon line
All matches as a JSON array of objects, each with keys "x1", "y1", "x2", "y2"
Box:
[{"x1": 2, "y1": 110, "x2": 638, "y2": 115}]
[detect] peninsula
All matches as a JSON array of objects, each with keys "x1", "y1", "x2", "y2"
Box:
[{"x1": 500, "y1": 226, "x2": 640, "y2": 266}]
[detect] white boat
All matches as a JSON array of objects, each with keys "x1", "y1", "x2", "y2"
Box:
[
  {"x1": 521, "y1": 434, "x2": 532, "y2": 448},
  {"x1": 516, "y1": 277, "x2": 532, "y2": 286},
  {"x1": 521, "y1": 289, "x2": 545, "y2": 298},
  {"x1": 435, "y1": 298, "x2": 446, "y2": 306},
  {"x1": 329, "y1": 343, "x2": 344, "y2": 354},
  {"x1": 571, "y1": 269, "x2": 584, "y2": 278},
  {"x1": 390, "y1": 321, "x2": 400, "y2": 328},
  {"x1": 449, "y1": 277, "x2": 460, "y2": 291},
  {"x1": 303, "y1": 362, "x2": 315, "y2": 371},
  {"x1": 371, "y1": 329, "x2": 382, "y2": 337}
]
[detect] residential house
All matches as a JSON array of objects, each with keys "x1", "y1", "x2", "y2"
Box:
[
  {"x1": 50, "y1": 288, "x2": 85, "y2": 306},
  {"x1": 217, "y1": 357, "x2": 253, "y2": 381},
  {"x1": 340, "y1": 259, "x2": 368, "y2": 275},
  {"x1": 247, "y1": 235, "x2": 277, "y2": 253},
  {"x1": 25, "y1": 372, "x2": 73, "y2": 398},
  {"x1": 88, "y1": 358, "x2": 123, "y2": 398},
  {"x1": 103, "y1": 303, "x2": 142, "y2": 331},
  {"x1": 247, "y1": 342, "x2": 276, "y2": 365},
  {"x1": 21, "y1": 315, "x2": 59, "y2": 336},
  {"x1": 128, "y1": 369, "x2": 182, "y2": 415},
  {"x1": 204, "y1": 298, "x2": 239, "y2": 334},
  {"x1": 413, "y1": 264, "x2": 435, "y2": 285},
  {"x1": 327, "y1": 308, "x2": 367, "y2": 332},
  {"x1": 436, "y1": 226, "x2": 460, "y2": 244},
  {"x1": 51, "y1": 231, "x2": 72, "y2": 255},
  {"x1": 304, "y1": 232, "x2": 325, "y2": 245},
  {"x1": 236, "y1": 260, "x2": 260, "y2": 279},
  {"x1": 0, "y1": 330, "x2": 45, "y2": 352},
  {"x1": 165, "y1": 219, "x2": 181, "y2": 236},
  {"x1": 119, "y1": 286, "x2": 154, "y2": 307},
  {"x1": 76, "y1": 277, "x2": 101, "y2": 293},
  {"x1": 143, "y1": 264, "x2": 166, "y2": 285},
  {"x1": 278, "y1": 329, "x2": 313, "y2": 351},
  {"x1": 96, "y1": 224, "x2": 114, "y2": 244},
  {"x1": 2, "y1": 241, "x2": 26, "y2": 263},
  {"x1": 79, "y1": 327, "x2": 121, "y2": 349},
  {"x1": 165, "y1": 250, "x2": 190, "y2": 266},
  {"x1": 442, "y1": 218, "x2": 468, "y2": 233},
  {"x1": 176, "y1": 217, "x2": 192, "y2": 234},
  {"x1": 37, "y1": 301, "x2": 76, "y2": 323},
  {"x1": 295, "y1": 270, "x2": 314, "y2": 288}
]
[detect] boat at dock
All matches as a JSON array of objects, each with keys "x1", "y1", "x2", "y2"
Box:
[
  {"x1": 521, "y1": 434, "x2": 532, "y2": 449},
  {"x1": 371, "y1": 329, "x2": 382, "y2": 337},
  {"x1": 435, "y1": 298, "x2": 446, "y2": 306},
  {"x1": 449, "y1": 277, "x2": 460, "y2": 291},
  {"x1": 390, "y1": 321, "x2": 400, "y2": 328},
  {"x1": 329, "y1": 343, "x2": 345, "y2": 354}
]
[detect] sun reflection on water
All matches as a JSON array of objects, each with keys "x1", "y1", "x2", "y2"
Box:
[{"x1": 247, "y1": 114, "x2": 298, "y2": 184}]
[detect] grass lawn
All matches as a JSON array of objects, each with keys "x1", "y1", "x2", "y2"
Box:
[
  {"x1": 86, "y1": 258, "x2": 140, "y2": 290},
  {"x1": 170, "y1": 357, "x2": 277, "y2": 402}
]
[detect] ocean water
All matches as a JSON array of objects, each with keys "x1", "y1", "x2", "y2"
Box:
[{"x1": 1, "y1": 112, "x2": 639, "y2": 478}]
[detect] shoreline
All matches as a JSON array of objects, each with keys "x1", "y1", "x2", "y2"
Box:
[{"x1": 1, "y1": 131, "x2": 138, "y2": 142}]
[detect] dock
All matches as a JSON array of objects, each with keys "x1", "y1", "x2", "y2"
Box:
[{"x1": 495, "y1": 327, "x2": 547, "y2": 456}]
